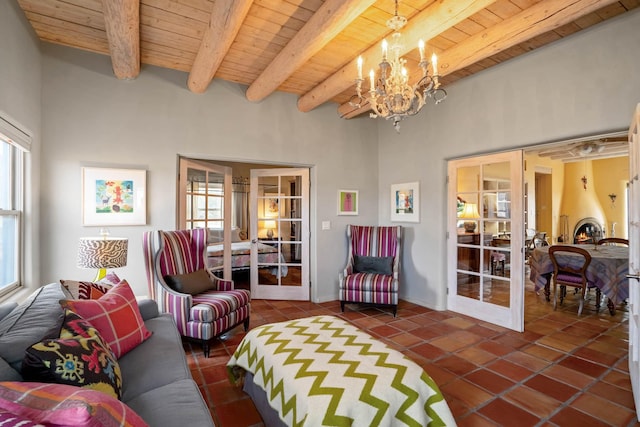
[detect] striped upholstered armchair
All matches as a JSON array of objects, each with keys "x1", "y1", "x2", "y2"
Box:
[
  {"x1": 339, "y1": 225, "x2": 402, "y2": 316},
  {"x1": 143, "y1": 229, "x2": 250, "y2": 356}
]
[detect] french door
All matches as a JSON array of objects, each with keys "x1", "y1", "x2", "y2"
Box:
[
  {"x1": 447, "y1": 151, "x2": 524, "y2": 331},
  {"x1": 627, "y1": 103, "x2": 640, "y2": 420},
  {"x1": 178, "y1": 158, "x2": 233, "y2": 280},
  {"x1": 250, "y1": 168, "x2": 309, "y2": 300}
]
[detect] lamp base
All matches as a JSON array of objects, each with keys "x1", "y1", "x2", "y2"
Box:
[
  {"x1": 93, "y1": 268, "x2": 107, "y2": 282},
  {"x1": 463, "y1": 221, "x2": 477, "y2": 233},
  {"x1": 266, "y1": 229, "x2": 274, "y2": 239}
]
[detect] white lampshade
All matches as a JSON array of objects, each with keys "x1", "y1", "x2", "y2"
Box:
[
  {"x1": 459, "y1": 203, "x2": 480, "y2": 219},
  {"x1": 459, "y1": 203, "x2": 480, "y2": 233},
  {"x1": 264, "y1": 220, "x2": 276, "y2": 238}
]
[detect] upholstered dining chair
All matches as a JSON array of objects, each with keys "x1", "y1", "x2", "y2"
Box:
[
  {"x1": 339, "y1": 225, "x2": 402, "y2": 316},
  {"x1": 548, "y1": 245, "x2": 592, "y2": 315},
  {"x1": 597, "y1": 237, "x2": 629, "y2": 246},
  {"x1": 143, "y1": 229, "x2": 251, "y2": 357},
  {"x1": 490, "y1": 239, "x2": 510, "y2": 275}
]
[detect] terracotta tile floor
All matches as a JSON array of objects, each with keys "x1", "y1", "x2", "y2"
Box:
[{"x1": 185, "y1": 280, "x2": 639, "y2": 426}]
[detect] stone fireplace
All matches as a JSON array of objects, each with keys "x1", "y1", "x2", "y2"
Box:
[{"x1": 573, "y1": 217, "x2": 604, "y2": 244}]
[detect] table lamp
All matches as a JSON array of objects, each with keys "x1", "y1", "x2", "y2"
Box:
[
  {"x1": 264, "y1": 220, "x2": 277, "y2": 239},
  {"x1": 77, "y1": 232, "x2": 128, "y2": 281},
  {"x1": 459, "y1": 202, "x2": 480, "y2": 233}
]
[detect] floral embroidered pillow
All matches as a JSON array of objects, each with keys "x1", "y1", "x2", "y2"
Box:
[{"x1": 21, "y1": 309, "x2": 122, "y2": 399}]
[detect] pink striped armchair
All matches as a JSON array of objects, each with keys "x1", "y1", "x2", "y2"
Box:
[
  {"x1": 339, "y1": 225, "x2": 402, "y2": 316},
  {"x1": 143, "y1": 229, "x2": 250, "y2": 357}
]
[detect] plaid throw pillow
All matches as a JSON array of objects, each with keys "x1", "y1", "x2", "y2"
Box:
[
  {"x1": 22, "y1": 309, "x2": 122, "y2": 399},
  {"x1": 0, "y1": 382, "x2": 148, "y2": 427},
  {"x1": 60, "y1": 281, "x2": 152, "y2": 359}
]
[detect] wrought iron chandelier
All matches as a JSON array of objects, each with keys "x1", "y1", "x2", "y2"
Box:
[{"x1": 350, "y1": 0, "x2": 446, "y2": 132}]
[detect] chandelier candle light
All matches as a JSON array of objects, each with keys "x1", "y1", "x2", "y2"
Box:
[{"x1": 350, "y1": 0, "x2": 446, "y2": 132}]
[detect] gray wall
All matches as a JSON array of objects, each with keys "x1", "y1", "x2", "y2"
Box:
[
  {"x1": 39, "y1": 44, "x2": 378, "y2": 301},
  {"x1": 377, "y1": 9, "x2": 640, "y2": 310},
  {"x1": 0, "y1": 1, "x2": 42, "y2": 295}
]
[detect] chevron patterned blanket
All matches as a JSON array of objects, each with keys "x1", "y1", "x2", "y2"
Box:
[{"x1": 227, "y1": 315, "x2": 456, "y2": 427}]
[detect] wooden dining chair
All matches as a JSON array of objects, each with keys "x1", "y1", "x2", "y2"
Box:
[
  {"x1": 597, "y1": 237, "x2": 629, "y2": 246},
  {"x1": 548, "y1": 245, "x2": 592, "y2": 315}
]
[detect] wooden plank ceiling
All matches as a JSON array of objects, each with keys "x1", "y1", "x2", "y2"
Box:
[{"x1": 17, "y1": 0, "x2": 639, "y2": 119}]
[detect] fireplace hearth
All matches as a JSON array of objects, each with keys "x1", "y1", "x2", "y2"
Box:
[{"x1": 573, "y1": 217, "x2": 603, "y2": 244}]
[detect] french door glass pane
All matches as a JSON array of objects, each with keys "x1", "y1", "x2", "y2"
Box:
[
  {"x1": 456, "y1": 161, "x2": 513, "y2": 305},
  {"x1": 255, "y1": 173, "x2": 302, "y2": 289},
  {"x1": 185, "y1": 167, "x2": 224, "y2": 230}
]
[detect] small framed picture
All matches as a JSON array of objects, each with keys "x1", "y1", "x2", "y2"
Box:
[
  {"x1": 391, "y1": 181, "x2": 419, "y2": 223},
  {"x1": 82, "y1": 167, "x2": 147, "y2": 226},
  {"x1": 338, "y1": 189, "x2": 358, "y2": 216}
]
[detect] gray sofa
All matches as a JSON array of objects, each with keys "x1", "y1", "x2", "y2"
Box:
[{"x1": 0, "y1": 283, "x2": 215, "y2": 427}]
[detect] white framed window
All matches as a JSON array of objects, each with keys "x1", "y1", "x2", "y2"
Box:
[{"x1": 0, "y1": 114, "x2": 30, "y2": 297}]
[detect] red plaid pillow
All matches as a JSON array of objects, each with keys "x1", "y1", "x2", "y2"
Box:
[{"x1": 60, "y1": 280, "x2": 151, "y2": 359}]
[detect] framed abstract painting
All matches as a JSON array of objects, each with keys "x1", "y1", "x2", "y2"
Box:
[
  {"x1": 338, "y1": 190, "x2": 358, "y2": 215},
  {"x1": 82, "y1": 167, "x2": 147, "y2": 226},
  {"x1": 391, "y1": 181, "x2": 419, "y2": 223}
]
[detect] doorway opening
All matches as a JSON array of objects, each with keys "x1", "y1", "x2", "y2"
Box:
[{"x1": 177, "y1": 157, "x2": 311, "y2": 300}]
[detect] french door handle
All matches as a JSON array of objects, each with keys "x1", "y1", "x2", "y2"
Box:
[
  {"x1": 251, "y1": 238, "x2": 258, "y2": 244},
  {"x1": 627, "y1": 274, "x2": 640, "y2": 281}
]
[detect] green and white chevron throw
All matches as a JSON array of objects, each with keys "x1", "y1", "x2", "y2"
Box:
[{"x1": 227, "y1": 315, "x2": 456, "y2": 426}]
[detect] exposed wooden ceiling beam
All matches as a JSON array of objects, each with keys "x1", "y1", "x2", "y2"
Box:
[
  {"x1": 297, "y1": 0, "x2": 499, "y2": 113},
  {"x1": 246, "y1": 0, "x2": 377, "y2": 103},
  {"x1": 337, "y1": 0, "x2": 620, "y2": 118},
  {"x1": 101, "y1": 0, "x2": 140, "y2": 79},
  {"x1": 188, "y1": 0, "x2": 254, "y2": 94}
]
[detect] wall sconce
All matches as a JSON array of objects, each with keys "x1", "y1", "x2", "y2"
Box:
[{"x1": 608, "y1": 193, "x2": 617, "y2": 208}]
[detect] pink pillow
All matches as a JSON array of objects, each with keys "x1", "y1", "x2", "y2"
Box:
[
  {"x1": 0, "y1": 409, "x2": 43, "y2": 426},
  {"x1": 60, "y1": 280, "x2": 152, "y2": 359},
  {"x1": 0, "y1": 382, "x2": 148, "y2": 427}
]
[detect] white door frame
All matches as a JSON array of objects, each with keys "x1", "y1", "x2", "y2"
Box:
[
  {"x1": 627, "y1": 103, "x2": 640, "y2": 421},
  {"x1": 447, "y1": 150, "x2": 525, "y2": 331},
  {"x1": 250, "y1": 167, "x2": 310, "y2": 300},
  {"x1": 178, "y1": 158, "x2": 233, "y2": 279}
]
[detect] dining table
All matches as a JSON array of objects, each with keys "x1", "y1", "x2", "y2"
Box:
[{"x1": 529, "y1": 244, "x2": 629, "y2": 315}]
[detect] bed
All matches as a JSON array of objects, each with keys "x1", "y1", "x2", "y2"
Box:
[
  {"x1": 207, "y1": 240, "x2": 288, "y2": 278},
  {"x1": 227, "y1": 315, "x2": 456, "y2": 427}
]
